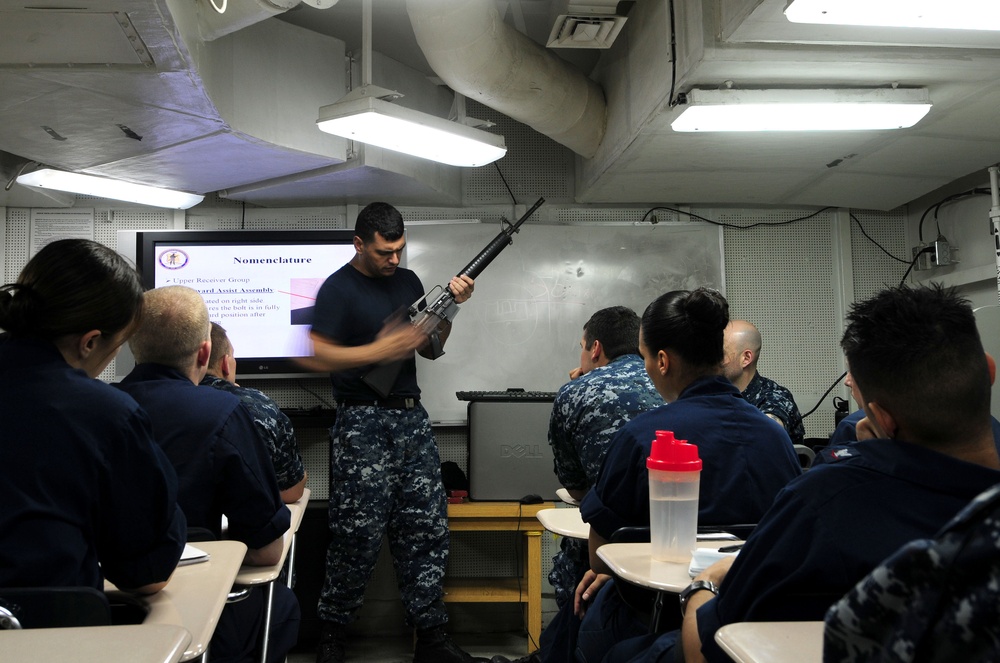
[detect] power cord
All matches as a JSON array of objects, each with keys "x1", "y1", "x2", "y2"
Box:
[
  {"x1": 642, "y1": 205, "x2": 907, "y2": 264},
  {"x1": 917, "y1": 187, "x2": 991, "y2": 242},
  {"x1": 799, "y1": 244, "x2": 934, "y2": 423}
]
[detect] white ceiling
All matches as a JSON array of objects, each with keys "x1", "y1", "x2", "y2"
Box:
[{"x1": 1, "y1": 0, "x2": 999, "y2": 211}]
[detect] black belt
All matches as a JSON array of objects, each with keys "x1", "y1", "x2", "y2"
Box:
[{"x1": 338, "y1": 397, "x2": 420, "y2": 410}]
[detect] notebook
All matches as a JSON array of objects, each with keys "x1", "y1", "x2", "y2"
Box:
[{"x1": 179, "y1": 544, "x2": 210, "y2": 566}]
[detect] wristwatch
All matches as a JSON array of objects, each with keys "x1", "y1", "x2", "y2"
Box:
[{"x1": 679, "y1": 579, "x2": 719, "y2": 616}]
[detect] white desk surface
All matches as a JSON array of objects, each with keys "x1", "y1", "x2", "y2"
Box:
[
  {"x1": 596, "y1": 541, "x2": 730, "y2": 593},
  {"x1": 556, "y1": 488, "x2": 581, "y2": 506},
  {"x1": 234, "y1": 490, "x2": 308, "y2": 585},
  {"x1": 0, "y1": 624, "x2": 192, "y2": 663},
  {"x1": 106, "y1": 539, "x2": 247, "y2": 662},
  {"x1": 714, "y1": 621, "x2": 824, "y2": 663},
  {"x1": 536, "y1": 507, "x2": 590, "y2": 539}
]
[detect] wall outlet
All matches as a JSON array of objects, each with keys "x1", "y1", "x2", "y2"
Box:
[{"x1": 912, "y1": 244, "x2": 934, "y2": 270}]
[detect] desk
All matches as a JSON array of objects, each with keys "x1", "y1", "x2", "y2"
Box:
[
  {"x1": 714, "y1": 621, "x2": 824, "y2": 663},
  {"x1": 285, "y1": 487, "x2": 310, "y2": 588},
  {"x1": 234, "y1": 491, "x2": 309, "y2": 663},
  {"x1": 556, "y1": 487, "x2": 580, "y2": 506},
  {"x1": 536, "y1": 507, "x2": 590, "y2": 540},
  {"x1": 445, "y1": 501, "x2": 553, "y2": 653},
  {"x1": 107, "y1": 540, "x2": 247, "y2": 661},
  {"x1": 0, "y1": 623, "x2": 191, "y2": 663},
  {"x1": 596, "y1": 541, "x2": 734, "y2": 593},
  {"x1": 597, "y1": 541, "x2": 734, "y2": 632}
]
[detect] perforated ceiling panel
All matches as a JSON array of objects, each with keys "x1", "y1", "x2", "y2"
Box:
[{"x1": 464, "y1": 100, "x2": 573, "y2": 206}]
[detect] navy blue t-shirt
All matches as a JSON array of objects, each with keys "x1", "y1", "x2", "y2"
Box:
[
  {"x1": 311, "y1": 262, "x2": 424, "y2": 399},
  {"x1": 581, "y1": 375, "x2": 801, "y2": 539}
]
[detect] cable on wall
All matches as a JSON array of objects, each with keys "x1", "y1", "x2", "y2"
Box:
[
  {"x1": 917, "y1": 187, "x2": 991, "y2": 242},
  {"x1": 798, "y1": 244, "x2": 934, "y2": 425},
  {"x1": 493, "y1": 161, "x2": 519, "y2": 206},
  {"x1": 643, "y1": 205, "x2": 909, "y2": 263}
]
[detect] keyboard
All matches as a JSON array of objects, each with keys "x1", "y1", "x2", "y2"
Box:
[{"x1": 456, "y1": 389, "x2": 557, "y2": 402}]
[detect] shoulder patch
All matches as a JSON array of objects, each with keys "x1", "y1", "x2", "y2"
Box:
[{"x1": 821, "y1": 445, "x2": 860, "y2": 463}]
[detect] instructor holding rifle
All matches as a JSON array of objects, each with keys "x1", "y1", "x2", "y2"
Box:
[{"x1": 306, "y1": 198, "x2": 543, "y2": 663}]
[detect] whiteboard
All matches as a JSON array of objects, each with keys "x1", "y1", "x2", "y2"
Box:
[{"x1": 406, "y1": 221, "x2": 725, "y2": 423}]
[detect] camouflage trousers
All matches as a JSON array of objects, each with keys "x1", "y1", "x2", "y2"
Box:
[
  {"x1": 317, "y1": 404, "x2": 449, "y2": 629},
  {"x1": 549, "y1": 535, "x2": 590, "y2": 608}
]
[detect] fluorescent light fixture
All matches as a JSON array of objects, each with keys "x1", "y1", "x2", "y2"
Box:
[
  {"x1": 317, "y1": 90, "x2": 507, "y2": 168},
  {"x1": 671, "y1": 88, "x2": 932, "y2": 132},
  {"x1": 784, "y1": 0, "x2": 1000, "y2": 31},
  {"x1": 16, "y1": 168, "x2": 204, "y2": 209}
]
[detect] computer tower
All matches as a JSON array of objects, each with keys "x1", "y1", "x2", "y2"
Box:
[{"x1": 467, "y1": 399, "x2": 563, "y2": 501}]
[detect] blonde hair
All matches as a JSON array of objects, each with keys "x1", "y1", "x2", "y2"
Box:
[{"x1": 128, "y1": 286, "x2": 210, "y2": 370}]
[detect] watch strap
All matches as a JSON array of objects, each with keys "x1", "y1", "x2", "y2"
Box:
[{"x1": 679, "y1": 579, "x2": 719, "y2": 616}]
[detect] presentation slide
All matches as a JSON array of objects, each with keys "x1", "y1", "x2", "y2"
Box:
[{"x1": 153, "y1": 242, "x2": 356, "y2": 359}]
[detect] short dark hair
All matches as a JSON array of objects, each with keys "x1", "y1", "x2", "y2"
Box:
[
  {"x1": 208, "y1": 321, "x2": 231, "y2": 368},
  {"x1": 641, "y1": 288, "x2": 729, "y2": 369},
  {"x1": 355, "y1": 202, "x2": 404, "y2": 243},
  {"x1": 841, "y1": 284, "x2": 990, "y2": 445},
  {"x1": 0, "y1": 238, "x2": 143, "y2": 341},
  {"x1": 583, "y1": 306, "x2": 641, "y2": 361}
]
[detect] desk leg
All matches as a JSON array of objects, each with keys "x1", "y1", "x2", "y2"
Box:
[
  {"x1": 286, "y1": 534, "x2": 297, "y2": 589},
  {"x1": 260, "y1": 583, "x2": 275, "y2": 663},
  {"x1": 525, "y1": 531, "x2": 541, "y2": 653}
]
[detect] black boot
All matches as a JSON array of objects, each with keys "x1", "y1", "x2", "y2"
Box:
[
  {"x1": 490, "y1": 653, "x2": 542, "y2": 663},
  {"x1": 316, "y1": 621, "x2": 347, "y2": 663},
  {"x1": 413, "y1": 625, "x2": 490, "y2": 663}
]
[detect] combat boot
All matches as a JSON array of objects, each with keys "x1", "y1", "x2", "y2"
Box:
[
  {"x1": 490, "y1": 653, "x2": 542, "y2": 663},
  {"x1": 413, "y1": 625, "x2": 490, "y2": 663},
  {"x1": 316, "y1": 620, "x2": 347, "y2": 663}
]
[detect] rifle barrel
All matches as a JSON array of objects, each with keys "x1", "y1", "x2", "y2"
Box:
[{"x1": 457, "y1": 197, "x2": 544, "y2": 280}]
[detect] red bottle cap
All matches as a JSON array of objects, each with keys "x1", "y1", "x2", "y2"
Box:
[{"x1": 646, "y1": 430, "x2": 702, "y2": 472}]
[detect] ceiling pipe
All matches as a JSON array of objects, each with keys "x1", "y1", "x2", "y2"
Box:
[{"x1": 406, "y1": 0, "x2": 607, "y2": 159}]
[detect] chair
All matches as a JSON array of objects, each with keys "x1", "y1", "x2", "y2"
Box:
[
  {"x1": 0, "y1": 587, "x2": 111, "y2": 629},
  {"x1": 186, "y1": 527, "x2": 252, "y2": 604},
  {"x1": 186, "y1": 526, "x2": 217, "y2": 542},
  {"x1": 794, "y1": 444, "x2": 817, "y2": 468},
  {"x1": 610, "y1": 523, "x2": 757, "y2": 543}
]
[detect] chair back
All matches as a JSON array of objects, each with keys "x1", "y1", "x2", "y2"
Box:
[
  {"x1": 610, "y1": 526, "x2": 650, "y2": 543},
  {"x1": 794, "y1": 444, "x2": 817, "y2": 468},
  {"x1": 611, "y1": 523, "x2": 757, "y2": 542},
  {"x1": 186, "y1": 526, "x2": 217, "y2": 542},
  {"x1": 0, "y1": 587, "x2": 111, "y2": 629}
]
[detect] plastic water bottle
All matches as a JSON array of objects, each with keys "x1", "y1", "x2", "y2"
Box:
[{"x1": 647, "y1": 430, "x2": 702, "y2": 562}]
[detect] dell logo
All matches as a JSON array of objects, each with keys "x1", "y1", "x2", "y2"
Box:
[{"x1": 500, "y1": 444, "x2": 544, "y2": 458}]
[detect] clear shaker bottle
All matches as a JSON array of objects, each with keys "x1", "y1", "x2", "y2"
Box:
[{"x1": 646, "y1": 430, "x2": 702, "y2": 562}]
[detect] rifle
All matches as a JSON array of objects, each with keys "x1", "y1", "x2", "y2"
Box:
[{"x1": 362, "y1": 197, "x2": 545, "y2": 398}]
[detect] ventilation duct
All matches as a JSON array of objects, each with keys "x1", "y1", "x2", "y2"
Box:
[
  {"x1": 406, "y1": 0, "x2": 607, "y2": 159},
  {"x1": 547, "y1": 0, "x2": 628, "y2": 49}
]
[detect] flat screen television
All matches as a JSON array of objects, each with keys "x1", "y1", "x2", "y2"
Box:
[{"x1": 124, "y1": 229, "x2": 356, "y2": 378}]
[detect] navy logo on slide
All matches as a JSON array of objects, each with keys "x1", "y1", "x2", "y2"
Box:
[{"x1": 159, "y1": 248, "x2": 189, "y2": 270}]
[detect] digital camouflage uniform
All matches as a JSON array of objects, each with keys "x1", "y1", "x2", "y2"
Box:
[
  {"x1": 547, "y1": 354, "x2": 662, "y2": 607},
  {"x1": 321, "y1": 403, "x2": 449, "y2": 628},
  {"x1": 824, "y1": 482, "x2": 1000, "y2": 663},
  {"x1": 741, "y1": 371, "x2": 805, "y2": 445},
  {"x1": 310, "y1": 262, "x2": 450, "y2": 631},
  {"x1": 201, "y1": 375, "x2": 306, "y2": 492}
]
